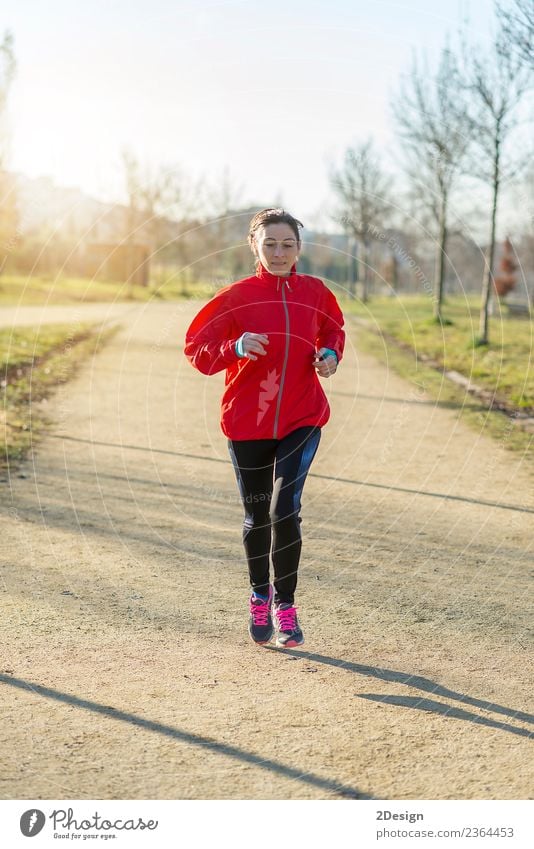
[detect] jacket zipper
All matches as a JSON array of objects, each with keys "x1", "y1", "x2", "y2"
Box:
[{"x1": 273, "y1": 277, "x2": 291, "y2": 438}]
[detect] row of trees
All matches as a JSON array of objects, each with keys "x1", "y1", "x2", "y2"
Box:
[
  {"x1": 1, "y1": 2, "x2": 533, "y2": 345},
  {"x1": 331, "y1": 0, "x2": 534, "y2": 344},
  {"x1": 113, "y1": 0, "x2": 534, "y2": 344},
  {"x1": 0, "y1": 30, "x2": 16, "y2": 273}
]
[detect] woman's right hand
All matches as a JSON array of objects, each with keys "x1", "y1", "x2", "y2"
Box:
[{"x1": 240, "y1": 332, "x2": 269, "y2": 361}]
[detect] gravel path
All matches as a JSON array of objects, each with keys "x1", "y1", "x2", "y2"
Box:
[{"x1": 1, "y1": 300, "x2": 532, "y2": 800}]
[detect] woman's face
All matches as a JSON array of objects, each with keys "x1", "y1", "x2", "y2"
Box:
[{"x1": 252, "y1": 222, "x2": 301, "y2": 276}]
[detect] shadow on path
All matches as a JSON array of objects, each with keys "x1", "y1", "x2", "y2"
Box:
[
  {"x1": 356, "y1": 695, "x2": 533, "y2": 739},
  {"x1": 42, "y1": 435, "x2": 534, "y2": 515},
  {"x1": 329, "y1": 390, "x2": 486, "y2": 412},
  {"x1": 265, "y1": 649, "x2": 534, "y2": 738},
  {"x1": 0, "y1": 674, "x2": 373, "y2": 800}
]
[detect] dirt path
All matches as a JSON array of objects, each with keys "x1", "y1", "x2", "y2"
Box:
[{"x1": 1, "y1": 301, "x2": 532, "y2": 800}]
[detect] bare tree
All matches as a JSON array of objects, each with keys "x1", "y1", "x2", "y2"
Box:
[
  {"x1": 205, "y1": 166, "x2": 244, "y2": 219},
  {"x1": 330, "y1": 139, "x2": 392, "y2": 301},
  {"x1": 121, "y1": 148, "x2": 190, "y2": 250},
  {"x1": 459, "y1": 32, "x2": 532, "y2": 344},
  {"x1": 203, "y1": 166, "x2": 245, "y2": 278},
  {"x1": 121, "y1": 148, "x2": 202, "y2": 289},
  {"x1": 0, "y1": 31, "x2": 17, "y2": 274},
  {"x1": 392, "y1": 46, "x2": 472, "y2": 322},
  {"x1": 0, "y1": 30, "x2": 15, "y2": 167},
  {"x1": 497, "y1": 0, "x2": 534, "y2": 69}
]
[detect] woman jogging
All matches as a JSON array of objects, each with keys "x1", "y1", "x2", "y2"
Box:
[{"x1": 184, "y1": 208, "x2": 345, "y2": 648}]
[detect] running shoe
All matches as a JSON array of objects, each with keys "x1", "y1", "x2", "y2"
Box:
[
  {"x1": 274, "y1": 602, "x2": 304, "y2": 648},
  {"x1": 248, "y1": 585, "x2": 274, "y2": 645}
]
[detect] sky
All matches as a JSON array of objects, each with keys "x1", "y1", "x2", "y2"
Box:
[{"x1": 2, "y1": 0, "x2": 514, "y2": 231}]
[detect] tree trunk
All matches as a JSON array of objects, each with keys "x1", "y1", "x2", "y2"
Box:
[
  {"x1": 478, "y1": 134, "x2": 500, "y2": 345},
  {"x1": 391, "y1": 253, "x2": 399, "y2": 290},
  {"x1": 434, "y1": 192, "x2": 448, "y2": 321},
  {"x1": 362, "y1": 237, "x2": 370, "y2": 303},
  {"x1": 347, "y1": 233, "x2": 356, "y2": 300}
]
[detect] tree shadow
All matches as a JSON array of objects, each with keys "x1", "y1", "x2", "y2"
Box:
[
  {"x1": 34, "y1": 434, "x2": 534, "y2": 515},
  {"x1": 357, "y1": 695, "x2": 533, "y2": 739},
  {"x1": 0, "y1": 674, "x2": 373, "y2": 800},
  {"x1": 329, "y1": 390, "x2": 485, "y2": 412},
  {"x1": 309, "y1": 472, "x2": 534, "y2": 514},
  {"x1": 265, "y1": 649, "x2": 534, "y2": 738}
]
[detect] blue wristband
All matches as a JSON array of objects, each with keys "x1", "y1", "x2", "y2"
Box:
[
  {"x1": 321, "y1": 347, "x2": 338, "y2": 364},
  {"x1": 235, "y1": 334, "x2": 246, "y2": 358}
]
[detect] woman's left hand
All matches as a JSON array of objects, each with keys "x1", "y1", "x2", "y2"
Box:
[{"x1": 313, "y1": 348, "x2": 337, "y2": 377}]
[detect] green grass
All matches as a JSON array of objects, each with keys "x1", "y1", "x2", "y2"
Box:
[
  {"x1": 0, "y1": 273, "x2": 218, "y2": 305},
  {"x1": 1, "y1": 323, "x2": 117, "y2": 470},
  {"x1": 339, "y1": 293, "x2": 533, "y2": 461},
  {"x1": 341, "y1": 294, "x2": 534, "y2": 412}
]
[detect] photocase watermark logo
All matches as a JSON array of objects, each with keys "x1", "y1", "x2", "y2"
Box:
[
  {"x1": 20, "y1": 809, "x2": 46, "y2": 837},
  {"x1": 51, "y1": 807, "x2": 159, "y2": 835},
  {"x1": 18, "y1": 806, "x2": 159, "y2": 838}
]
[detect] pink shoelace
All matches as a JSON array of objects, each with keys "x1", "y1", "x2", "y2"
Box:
[
  {"x1": 250, "y1": 596, "x2": 271, "y2": 626},
  {"x1": 276, "y1": 605, "x2": 297, "y2": 632}
]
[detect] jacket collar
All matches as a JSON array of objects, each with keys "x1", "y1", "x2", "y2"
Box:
[{"x1": 255, "y1": 261, "x2": 298, "y2": 290}]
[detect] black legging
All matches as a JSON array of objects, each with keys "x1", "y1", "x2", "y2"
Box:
[{"x1": 228, "y1": 425, "x2": 321, "y2": 605}]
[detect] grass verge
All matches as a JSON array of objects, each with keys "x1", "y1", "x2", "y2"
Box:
[
  {"x1": 0, "y1": 273, "x2": 217, "y2": 305},
  {"x1": 1, "y1": 322, "x2": 117, "y2": 472},
  {"x1": 341, "y1": 294, "x2": 533, "y2": 413},
  {"x1": 348, "y1": 315, "x2": 533, "y2": 464}
]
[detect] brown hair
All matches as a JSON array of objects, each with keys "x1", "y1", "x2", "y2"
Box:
[{"x1": 247, "y1": 208, "x2": 304, "y2": 253}]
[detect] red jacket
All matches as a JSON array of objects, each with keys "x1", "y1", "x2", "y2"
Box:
[{"x1": 184, "y1": 262, "x2": 345, "y2": 440}]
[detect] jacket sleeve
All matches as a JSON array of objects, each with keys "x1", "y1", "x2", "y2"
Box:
[
  {"x1": 184, "y1": 288, "x2": 241, "y2": 375},
  {"x1": 316, "y1": 284, "x2": 345, "y2": 364}
]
